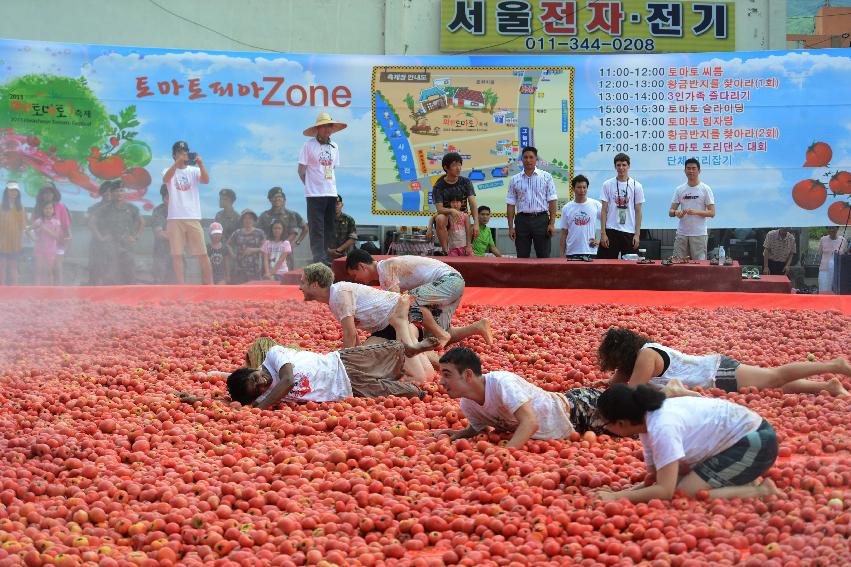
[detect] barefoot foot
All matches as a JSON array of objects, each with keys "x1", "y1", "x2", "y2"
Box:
[
  {"x1": 474, "y1": 318, "x2": 493, "y2": 345},
  {"x1": 404, "y1": 336, "x2": 441, "y2": 357},
  {"x1": 832, "y1": 357, "x2": 851, "y2": 378},
  {"x1": 391, "y1": 294, "x2": 412, "y2": 324},
  {"x1": 758, "y1": 478, "x2": 782, "y2": 498},
  {"x1": 826, "y1": 377, "x2": 850, "y2": 397}
]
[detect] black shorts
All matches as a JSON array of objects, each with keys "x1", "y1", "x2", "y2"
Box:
[
  {"x1": 369, "y1": 324, "x2": 424, "y2": 342},
  {"x1": 714, "y1": 355, "x2": 742, "y2": 393},
  {"x1": 561, "y1": 387, "x2": 606, "y2": 435},
  {"x1": 693, "y1": 420, "x2": 778, "y2": 487}
]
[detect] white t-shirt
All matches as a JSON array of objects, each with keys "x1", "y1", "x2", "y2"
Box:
[
  {"x1": 641, "y1": 343, "x2": 722, "y2": 389},
  {"x1": 600, "y1": 177, "x2": 645, "y2": 234},
  {"x1": 641, "y1": 396, "x2": 762, "y2": 471},
  {"x1": 298, "y1": 139, "x2": 340, "y2": 197},
  {"x1": 377, "y1": 256, "x2": 459, "y2": 292},
  {"x1": 671, "y1": 182, "x2": 715, "y2": 236},
  {"x1": 163, "y1": 165, "x2": 202, "y2": 220},
  {"x1": 459, "y1": 371, "x2": 574, "y2": 440},
  {"x1": 328, "y1": 281, "x2": 398, "y2": 333},
  {"x1": 559, "y1": 199, "x2": 602, "y2": 256},
  {"x1": 819, "y1": 235, "x2": 848, "y2": 271},
  {"x1": 256, "y1": 346, "x2": 352, "y2": 404}
]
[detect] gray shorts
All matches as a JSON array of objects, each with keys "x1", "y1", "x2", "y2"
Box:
[
  {"x1": 693, "y1": 420, "x2": 778, "y2": 487},
  {"x1": 673, "y1": 234, "x2": 709, "y2": 261},
  {"x1": 407, "y1": 272, "x2": 465, "y2": 331},
  {"x1": 714, "y1": 355, "x2": 741, "y2": 393}
]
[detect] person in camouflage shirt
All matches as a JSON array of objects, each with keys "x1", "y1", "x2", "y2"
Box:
[
  {"x1": 329, "y1": 194, "x2": 358, "y2": 260},
  {"x1": 258, "y1": 186, "x2": 306, "y2": 269},
  {"x1": 151, "y1": 184, "x2": 175, "y2": 284},
  {"x1": 94, "y1": 182, "x2": 144, "y2": 284},
  {"x1": 214, "y1": 188, "x2": 240, "y2": 243},
  {"x1": 86, "y1": 181, "x2": 112, "y2": 285}
]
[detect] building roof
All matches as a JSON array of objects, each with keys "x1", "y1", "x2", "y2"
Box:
[{"x1": 453, "y1": 88, "x2": 484, "y2": 104}]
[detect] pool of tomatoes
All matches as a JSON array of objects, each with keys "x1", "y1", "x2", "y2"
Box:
[{"x1": 0, "y1": 298, "x2": 848, "y2": 567}]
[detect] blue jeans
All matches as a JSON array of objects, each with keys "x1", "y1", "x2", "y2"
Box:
[{"x1": 306, "y1": 196, "x2": 337, "y2": 265}]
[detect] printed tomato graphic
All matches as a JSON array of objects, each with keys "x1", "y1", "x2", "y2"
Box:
[
  {"x1": 827, "y1": 201, "x2": 851, "y2": 225},
  {"x1": 803, "y1": 141, "x2": 832, "y2": 167},
  {"x1": 791, "y1": 179, "x2": 827, "y2": 210},
  {"x1": 829, "y1": 171, "x2": 851, "y2": 195}
]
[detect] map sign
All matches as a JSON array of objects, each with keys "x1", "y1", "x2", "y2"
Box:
[{"x1": 373, "y1": 66, "x2": 574, "y2": 217}]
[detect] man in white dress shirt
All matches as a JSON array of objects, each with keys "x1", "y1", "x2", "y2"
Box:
[{"x1": 506, "y1": 146, "x2": 558, "y2": 258}]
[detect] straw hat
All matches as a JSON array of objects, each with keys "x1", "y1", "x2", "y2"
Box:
[{"x1": 303, "y1": 112, "x2": 347, "y2": 137}]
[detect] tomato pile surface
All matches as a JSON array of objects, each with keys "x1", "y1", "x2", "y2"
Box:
[{"x1": 0, "y1": 298, "x2": 849, "y2": 567}]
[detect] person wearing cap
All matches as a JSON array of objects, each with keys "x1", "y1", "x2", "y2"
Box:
[
  {"x1": 162, "y1": 140, "x2": 213, "y2": 284},
  {"x1": 298, "y1": 112, "x2": 346, "y2": 266},
  {"x1": 226, "y1": 208, "x2": 265, "y2": 284},
  {"x1": 86, "y1": 180, "x2": 115, "y2": 286},
  {"x1": 257, "y1": 186, "x2": 306, "y2": 267},
  {"x1": 214, "y1": 188, "x2": 240, "y2": 243},
  {"x1": 207, "y1": 222, "x2": 228, "y2": 285},
  {"x1": 328, "y1": 195, "x2": 358, "y2": 260},
  {"x1": 150, "y1": 184, "x2": 175, "y2": 284},
  {"x1": 0, "y1": 181, "x2": 26, "y2": 285},
  {"x1": 93, "y1": 180, "x2": 144, "y2": 285}
]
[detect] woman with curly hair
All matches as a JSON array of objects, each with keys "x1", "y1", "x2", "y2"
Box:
[{"x1": 597, "y1": 327, "x2": 849, "y2": 397}]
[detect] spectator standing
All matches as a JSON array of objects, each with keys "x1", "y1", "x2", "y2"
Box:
[
  {"x1": 94, "y1": 182, "x2": 144, "y2": 285},
  {"x1": 227, "y1": 209, "x2": 265, "y2": 284},
  {"x1": 599, "y1": 153, "x2": 645, "y2": 259},
  {"x1": 162, "y1": 140, "x2": 213, "y2": 284},
  {"x1": 298, "y1": 113, "x2": 345, "y2": 266},
  {"x1": 669, "y1": 158, "x2": 715, "y2": 260},
  {"x1": 30, "y1": 201, "x2": 62, "y2": 285},
  {"x1": 214, "y1": 188, "x2": 240, "y2": 243},
  {"x1": 0, "y1": 182, "x2": 26, "y2": 285},
  {"x1": 762, "y1": 227, "x2": 796, "y2": 276},
  {"x1": 262, "y1": 219, "x2": 292, "y2": 281},
  {"x1": 33, "y1": 184, "x2": 71, "y2": 283},
  {"x1": 431, "y1": 152, "x2": 478, "y2": 253},
  {"x1": 86, "y1": 182, "x2": 111, "y2": 285},
  {"x1": 817, "y1": 226, "x2": 847, "y2": 294},
  {"x1": 207, "y1": 222, "x2": 228, "y2": 285},
  {"x1": 150, "y1": 184, "x2": 174, "y2": 284},
  {"x1": 506, "y1": 146, "x2": 557, "y2": 258},
  {"x1": 560, "y1": 174, "x2": 602, "y2": 258},
  {"x1": 258, "y1": 187, "x2": 306, "y2": 269},
  {"x1": 471, "y1": 205, "x2": 501, "y2": 257},
  {"x1": 329, "y1": 195, "x2": 357, "y2": 260}
]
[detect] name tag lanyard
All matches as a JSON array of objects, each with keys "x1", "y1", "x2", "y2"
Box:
[{"x1": 616, "y1": 179, "x2": 631, "y2": 225}]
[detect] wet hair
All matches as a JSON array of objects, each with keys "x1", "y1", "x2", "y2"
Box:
[
  {"x1": 597, "y1": 327, "x2": 652, "y2": 374},
  {"x1": 441, "y1": 152, "x2": 463, "y2": 172},
  {"x1": 477, "y1": 205, "x2": 491, "y2": 214},
  {"x1": 439, "y1": 346, "x2": 482, "y2": 376},
  {"x1": 227, "y1": 368, "x2": 257, "y2": 405},
  {"x1": 597, "y1": 384, "x2": 665, "y2": 426},
  {"x1": 160, "y1": 184, "x2": 169, "y2": 199},
  {"x1": 1, "y1": 186, "x2": 22, "y2": 211},
  {"x1": 613, "y1": 153, "x2": 631, "y2": 166},
  {"x1": 572, "y1": 174, "x2": 589, "y2": 188},
  {"x1": 684, "y1": 157, "x2": 700, "y2": 170},
  {"x1": 303, "y1": 263, "x2": 334, "y2": 288},
  {"x1": 345, "y1": 248, "x2": 375, "y2": 271},
  {"x1": 268, "y1": 219, "x2": 286, "y2": 241},
  {"x1": 521, "y1": 146, "x2": 538, "y2": 157}
]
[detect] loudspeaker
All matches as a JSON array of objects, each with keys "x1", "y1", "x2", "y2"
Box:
[
  {"x1": 639, "y1": 239, "x2": 661, "y2": 260},
  {"x1": 832, "y1": 253, "x2": 851, "y2": 294},
  {"x1": 729, "y1": 240, "x2": 758, "y2": 265}
]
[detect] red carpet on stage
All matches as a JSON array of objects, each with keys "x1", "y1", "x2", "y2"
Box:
[{"x1": 1, "y1": 286, "x2": 847, "y2": 315}]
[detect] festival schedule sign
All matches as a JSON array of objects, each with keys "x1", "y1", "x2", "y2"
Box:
[
  {"x1": 440, "y1": 0, "x2": 736, "y2": 54},
  {"x1": 0, "y1": 38, "x2": 849, "y2": 229}
]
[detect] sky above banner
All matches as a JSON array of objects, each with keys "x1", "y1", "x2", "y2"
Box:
[{"x1": 0, "y1": 38, "x2": 849, "y2": 229}]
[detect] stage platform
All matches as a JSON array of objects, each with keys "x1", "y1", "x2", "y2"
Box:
[
  {"x1": 2, "y1": 286, "x2": 847, "y2": 315},
  {"x1": 325, "y1": 255, "x2": 791, "y2": 294}
]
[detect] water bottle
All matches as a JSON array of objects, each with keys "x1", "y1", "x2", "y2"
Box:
[{"x1": 718, "y1": 246, "x2": 726, "y2": 266}]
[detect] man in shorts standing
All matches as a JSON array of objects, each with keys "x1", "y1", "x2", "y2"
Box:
[
  {"x1": 669, "y1": 158, "x2": 715, "y2": 260},
  {"x1": 162, "y1": 141, "x2": 213, "y2": 284}
]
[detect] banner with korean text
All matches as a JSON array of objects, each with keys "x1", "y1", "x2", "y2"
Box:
[{"x1": 0, "y1": 38, "x2": 849, "y2": 229}]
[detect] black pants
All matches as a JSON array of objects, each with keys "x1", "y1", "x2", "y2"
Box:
[
  {"x1": 766, "y1": 260, "x2": 788, "y2": 277},
  {"x1": 598, "y1": 229, "x2": 637, "y2": 259},
  {"x1": 306, "y1": 196, "x2": 337, "y2": 265},
  {"x1": 514, "y1": 213, "x2": 551, "y2": 258}
]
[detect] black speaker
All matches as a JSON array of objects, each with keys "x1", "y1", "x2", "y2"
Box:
[
  {"x1": 832, "y1": 253, "x2": 851, "y2": 294},
  {"x1": 729, "y1": 240, "x2": 758, "y2": 265},
  {"x1": 638, "y1": 239, "x2": 661, "y2": 260}
]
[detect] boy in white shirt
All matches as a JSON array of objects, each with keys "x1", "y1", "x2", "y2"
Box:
[
  {"x1": 559, "y1": 174, "x2": 602, "y2": 259},
  {"x1": 669, "y1": 158, "x2": 715, "y2": 260},
  {"x1": 599, "y1": 153, "x2": 645, "y2": 259}
]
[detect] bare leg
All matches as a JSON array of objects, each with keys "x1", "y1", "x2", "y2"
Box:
[
  {"x1": 783, "y1": 377, "x2": 848, "y2": 397},
  {"x1": 435, "y1": 214, "x2": 450, "y2": 253},
  {"x1": 55, "y1": 257, "x2": 63, "y2": 285},
  {"x1": 447, "y1": 318, "x2": 494, "y2": 345},
  {"x1": 420, "y1": 307, "x2": 451, "y2": 347},
  {"x1": 198, "y1": 254, "x2": 213, "y2": 285},
  {"x1": 389, "y1": 295, "x2": 440, "y2": 355},
  {"x1": 35, "y1": 256, "x2": 46, "y2": 285},
  {"x1": 172, "y1": 254, "x2": 185, "y2": 284},
  {"x1": 679, "y1": 471, "x2": 782, "y2": 500},
  {"x1": 736, "y1": 358, "x2": 851, "y2": 396},
  {"x1": 663, "y1": 378, "x2": 702, "y2": 398}
]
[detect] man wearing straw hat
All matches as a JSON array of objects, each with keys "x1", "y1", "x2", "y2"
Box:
[{"x1": 298, "y1": 112, "x2": 346, "y2": 266}]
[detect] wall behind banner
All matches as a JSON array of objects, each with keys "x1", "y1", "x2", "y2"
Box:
[{"x1": 0, "y1": 0, "x2": 786, "y2": 55}]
